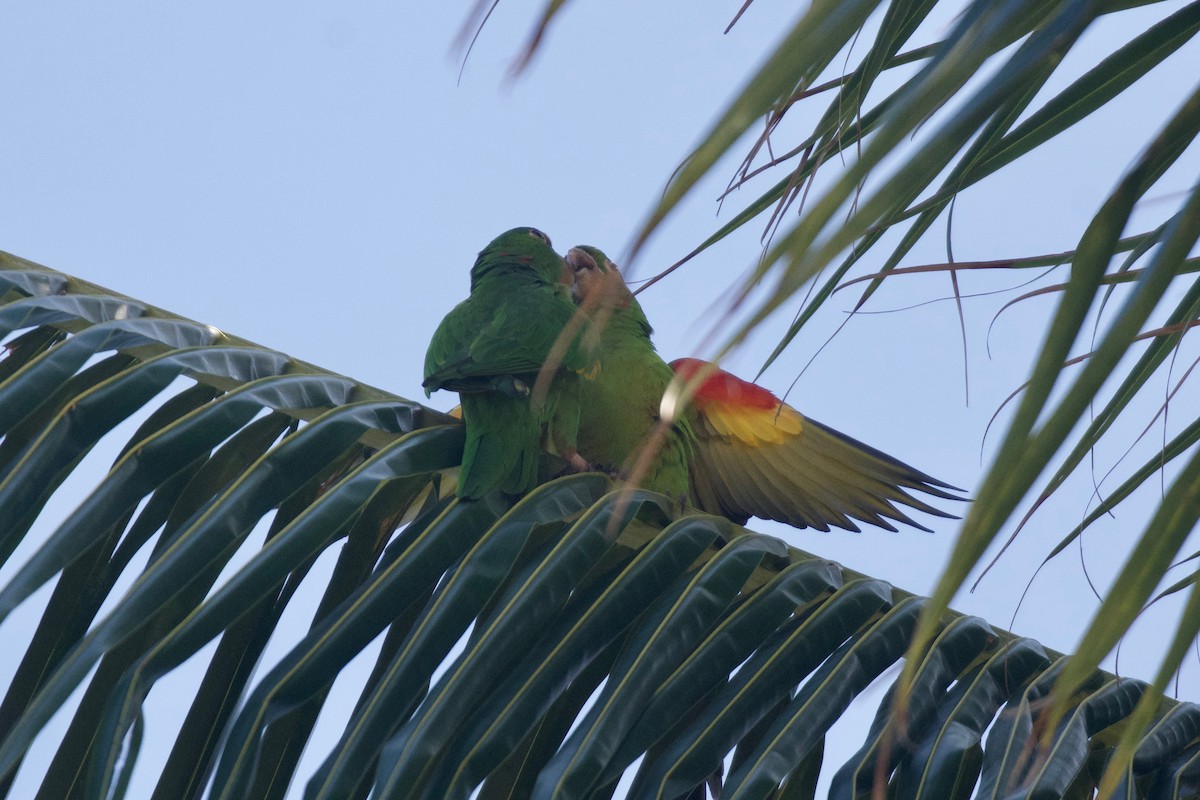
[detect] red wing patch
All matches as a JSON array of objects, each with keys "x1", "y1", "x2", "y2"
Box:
[
  {"x1": 670, "y1": 358, "x2": 802, "y2": 446},
  {"x1": 670, "y1": 358, "x2": 779, "y2": 410}
]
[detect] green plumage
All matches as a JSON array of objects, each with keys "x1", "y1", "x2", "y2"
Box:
[
  {"x1": 568, "y1": 246, "x2": 694, "y2": 500},
  {"x1": 424, "y1": 227, "x2": 593, "y2": 498},
  {"x1": 568, "y1": 245, "x2": 962, "y2": 532}
]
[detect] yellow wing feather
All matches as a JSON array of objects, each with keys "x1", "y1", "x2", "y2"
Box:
[{"x1": 678, "y1": 361, "x2": 963, "y2": 532}]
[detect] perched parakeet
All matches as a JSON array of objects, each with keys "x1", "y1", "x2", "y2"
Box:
[
  {"x1": 567, "y1": 245, "x2": 962, "y2": 532},
  {"x1": 568, "y1": 245, "x2": 694, "y2": 502},
  {"x1": 424, "y1": 227, "x2": 595, "y2": 499}
]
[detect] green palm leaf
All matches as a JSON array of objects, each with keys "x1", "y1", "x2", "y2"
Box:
[
  {"x1": 492, "y1": 3, "x2": 1200, "y2": 790},
  {"x1": 3, "y1": 252, "x2": 1200, "y2": 797}
]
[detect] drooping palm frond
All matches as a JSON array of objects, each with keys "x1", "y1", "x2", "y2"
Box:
[
  {"x1": 500, "y1": 2, "x2": 1200, "y2": 784},
  {"x1": 3, "y1": 255, "x2": 1200, "y2": 798}
]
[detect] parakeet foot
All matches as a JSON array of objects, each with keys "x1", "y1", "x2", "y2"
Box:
[{"x1": 563, "y1": 449, "x2": 592, "y2": 473}]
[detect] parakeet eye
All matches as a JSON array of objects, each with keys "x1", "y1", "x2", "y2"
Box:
[{"x1": 528, "y1": 228, "x2": 552, "y2": 246}]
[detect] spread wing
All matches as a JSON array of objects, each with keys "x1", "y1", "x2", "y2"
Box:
[{"x1": 673, "y1": 358, "x2": 963, "y2": 532}]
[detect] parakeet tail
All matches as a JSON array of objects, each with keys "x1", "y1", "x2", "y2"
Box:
[{"x1": 457, "y1": 394, "x2": 541, "y2": 499}]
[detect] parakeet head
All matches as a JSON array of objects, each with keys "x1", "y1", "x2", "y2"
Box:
[
  {"x1": 471, "y1": 226, "x2": 567, "y2": 286},
  {"x1": 566, "y1": 246, "x2": 635, "y2": 310}
]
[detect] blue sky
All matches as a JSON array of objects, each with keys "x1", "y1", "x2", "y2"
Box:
[{"x1": 3, "y1": 1, "x2": 1199, "y2": 796}]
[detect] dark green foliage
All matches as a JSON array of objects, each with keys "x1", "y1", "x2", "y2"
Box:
[{"x1": 2, "y1": 255, "x2": 1198, "y2": 799}]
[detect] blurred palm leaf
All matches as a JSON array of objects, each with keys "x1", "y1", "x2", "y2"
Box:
[
  {"x1": 2, "y1": 252, "x2": 1200, "y2": 798},
  {"x1": 491, "y1": 0, "x2": 1200, "y2": 789}
]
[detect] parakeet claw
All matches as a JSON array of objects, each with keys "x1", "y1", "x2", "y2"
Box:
[{"x1": 563, "y1": 449, "x2": 592, "y2": 473}]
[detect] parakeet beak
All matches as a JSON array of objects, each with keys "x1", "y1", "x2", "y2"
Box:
[
  {"x1": 566, "y1": 248, "x2": 599, "y2": 301},
  {"x1": 565, "y1": 247, "x2": 598, "y2": 274}
]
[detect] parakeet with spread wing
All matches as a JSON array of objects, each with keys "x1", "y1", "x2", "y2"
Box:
[
  {"x1": 567, "y1": 244, "x2": 962, "y2": 532},
  {"x1": 424, "y1": 227, "x2": 595, "y2": 499}
]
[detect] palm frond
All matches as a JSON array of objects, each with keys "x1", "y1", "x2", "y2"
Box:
[
  {"x1": 505, "y1": 3, "x2": 1200, "y2": 786},
  {"x1": 3, "y1": 253, "x2": 1200, "y2": 798}
]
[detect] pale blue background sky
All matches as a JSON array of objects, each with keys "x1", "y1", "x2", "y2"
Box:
[{"x1": 2, "y1": 1, "x2": 1199, "y2": 796}]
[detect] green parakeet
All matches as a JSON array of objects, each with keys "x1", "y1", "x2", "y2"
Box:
[
  {"x1": 424, "y1": 227, "x2": 595, "y2": 499},
  {"x1": 568, "y1": 245, "x2": 695, "y2": 502},
  {"x1": 567, "y1": 245, "x2": 962, "y2": 532}
]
